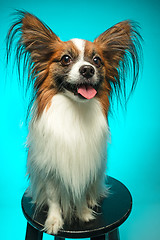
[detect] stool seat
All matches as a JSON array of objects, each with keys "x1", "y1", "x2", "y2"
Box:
[{"x1": 22, "y1": 176, "x2": 132, "y2": 240}]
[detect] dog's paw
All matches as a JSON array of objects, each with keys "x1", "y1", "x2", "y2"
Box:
[
  {"x1": 78, "y1": 207, "x2": 96, "y2": 222},
  {"x1": 87, "y1": 198, "x2": 99, "y2": 208},
  {"x1": 44, "y1": 215, "x2": 63, "y2": 235}
]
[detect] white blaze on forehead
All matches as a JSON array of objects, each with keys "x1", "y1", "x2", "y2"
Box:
[
  {"x1": 71, "y1": 38, "x2": 86, "y2": 59},
  {"x1": 69, "y1": 38, "x2": 97, "y2": 85}
]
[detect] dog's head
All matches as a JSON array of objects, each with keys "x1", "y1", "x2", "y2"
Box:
[{"x1": 7, "y1": 11, "x2": 142, "y2": 116}]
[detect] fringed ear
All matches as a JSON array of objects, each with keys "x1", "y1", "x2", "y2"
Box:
[
  {"x1": 94, "y1": 21, "x2": 143, "y2": 103},
  {"x1": 6, "y1": 10, "x2": 61, "y2": 92}
]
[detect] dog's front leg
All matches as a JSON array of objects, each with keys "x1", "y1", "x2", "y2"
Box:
[
  {"x1": 44, "y1": 199, "x2": 63, "y2": 235},
  {"x1": 44, "y1": 182, "x2": 64, "y2": 235}
]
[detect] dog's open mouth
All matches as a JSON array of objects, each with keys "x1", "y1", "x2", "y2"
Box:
[
  {"x1": 77, "y1": 85, "x2": 97, "y2": 99},
  {"x1": 63, "y1": 83, "x2": 98, "y2": 100}
]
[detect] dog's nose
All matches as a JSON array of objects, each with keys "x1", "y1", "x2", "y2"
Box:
[{"x1": 79, "y1": 65, "x2": 95, "y2": 79}]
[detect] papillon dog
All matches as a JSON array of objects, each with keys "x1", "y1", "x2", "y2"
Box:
[{"x1": 7, "y1": 11, "x2": 142, "y2": 235}]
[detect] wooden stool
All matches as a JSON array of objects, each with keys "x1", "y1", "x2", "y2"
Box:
[{"x1": 22, "y1": 176, "x2": 132, "y2": 240}]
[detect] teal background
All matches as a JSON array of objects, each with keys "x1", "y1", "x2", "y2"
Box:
[{"x1": 0, "y1": 0, "x2": 160, "y2": 239}]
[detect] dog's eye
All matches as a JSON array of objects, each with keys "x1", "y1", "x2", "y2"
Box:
[
  {"x1": 93, "y1": 56, "x2": 102, "y2": 67},
  {"x1": 61, "y1": 55, "x2": 72, "y2": 66}
]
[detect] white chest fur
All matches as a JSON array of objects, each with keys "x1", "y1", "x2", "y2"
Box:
[{"x1": 28, "y1": 94, "x2": 108, "y2": 198}]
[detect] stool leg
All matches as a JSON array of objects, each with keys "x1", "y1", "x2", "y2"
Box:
[
  {"x1": 55, "y1": 237, "x2": 64, "y2": 240},
  {"x1": 91, "y1": 234, "x2": 106, "y2": 240},
  {"x1": 108, "y1": 228, "x2": 120, "y2": 240},
  {"x1": 25, "y1": 222, "x2": 43, "y2": 240}
]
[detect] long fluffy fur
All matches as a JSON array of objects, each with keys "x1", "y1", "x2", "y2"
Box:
[
  {"x1": 28, "y1": 95, "x2": 108, "y2": 220},
  {"x1": 94, "y1": 20, "x2": 143, "y2": 105}
]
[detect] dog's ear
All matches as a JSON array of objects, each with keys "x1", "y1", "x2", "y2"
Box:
[
  {"x1": 94, "y1": 21, "x2": 142, "y2": 101},
  {"x1": 94, "y1": 21, "x2": 133, "y2": 68},
  {"x1": 7, "y1": 11, "x2": 60, "y2": 64},
  {"x1": 7, "y1": 10, "x2": 62, "y2": 96}
]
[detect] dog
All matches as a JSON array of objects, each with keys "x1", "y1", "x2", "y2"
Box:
[{"x1": 7, "y1": 10, "x2": 142, "y2": 234}]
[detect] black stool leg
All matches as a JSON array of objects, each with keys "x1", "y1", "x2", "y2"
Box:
[
  {"x1": 91, "y1": 234, "x2": 106, "y2": 240},
  {"x1": 108, "y1": 228, "x2": 120, "y2": 240},
  {"x1": 25, "y1": 222, "x2": 43, "y2": 240},
  {"x1": 55, "y1": 237, "x2": 64, "y2": 240}
]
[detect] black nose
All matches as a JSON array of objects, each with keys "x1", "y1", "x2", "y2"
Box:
[{"x1": 79, "y1": 65, "x2": 95, "y2": 79}]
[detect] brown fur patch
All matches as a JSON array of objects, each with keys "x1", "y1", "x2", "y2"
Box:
[
  {"x1": 84, "y1": 40, "x2": 111, "y2": 118},
  {"x1": 36, "y1": 40, "x2": 80, "y2": 116}
]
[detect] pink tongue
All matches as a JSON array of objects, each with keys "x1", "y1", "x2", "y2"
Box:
[{"x1": 77, "y1": 85, "x2": 97, "y2": 99}]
